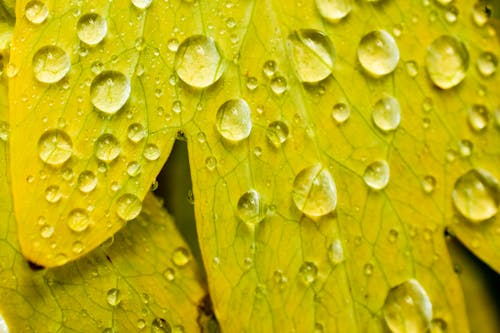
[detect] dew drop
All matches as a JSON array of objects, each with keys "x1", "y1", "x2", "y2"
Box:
[
  {"x1": 328, "y1": 239, "x2": 344, "y2": 264},
  {"x1": 90, "y1": 71, "x2": 131, "y2": 114},
  {"x1": 25, "y1": 0, "x2": 48, "y2": 24},
  {"x1": 137, "y1": 319, "x2": 146, "y2": 330},
  {"x1": 421, "y1": 175, "x2": 436, "y2": 193},
  {"x1": 472, "y1": 1, "x2": 491, "y2": 27},
  {"x1": 127, "y1": 161, "x2": 141, "y2": 177},
  {"x1": 106, "y1": 288, "x2": 121, "y2": 306},
  {"x1": 205, "y1": 156, "x2": 217, "y2": 171},
  {"x1": 452, "y1": 169, "x2": 499, "y2": 223},
  {"x1": 315, "y1": 0, "x2": 352, "y2": 22},
  {"x1": 357, "y1": 30, "x2": 399, "y2": 77},
  {"x1": 292, "y1": 164, "x2": 337, "y2": 217},
  {"x1": 38, "y1": 129, "x2": 73, "y2": 166},
  {"x1": 151, "y1": 318, "x2": 171, "y2": 333},
  {"x1": 174, "y1": 35, "x2": 225, "y2": 88},
  {"x1": 45, "y1": 185, "x2": 62, "y2": 203},
  {"x1": 263, "y1": 60, "x2": 277, "y2": 77},
  {"x1": 477, "y1": 51, "x2": 497, "y2": 77},
  {"x1": 363, "y1": 160, "x2": 390, "y2": 190},
  {"x1": 163, "y1": 268, "x2": 175, "y2": 281},
  {"x1": 77, "y1": 13, "x2": 107, "y2": 46},
  {"x1": 236, "y1": 189, "x2": 265, "y2": 225},
  {"x1": 131, "y1": 0, "x2": 152, "y2": 9},
  {"x1": 383, "y1": 279, "x2": 432, "y2": 333},
  {"x1": 72, "y1": 241, "x2": 84, "y2": 254},
  {"x1": 246, "y1": 76, "x2": 258, "y2": 91},
  {"x1": 405, "y1": 60, "x2": 419, "y2": 77},
  {"x1": 266, "y1": 121, "x2": 289, "y2": 147},
  {"x1": 299, "y1": 261, "x2": 318, "y2": 285},
  {"x1": 372, "y1": 96, "x2": 401, "y2": 132},
  {"x1": 0, "y1": 121, "x2": 9, "y2": 142},
  {"x1": 288, "y1": 29, "x2": 335, "y2": 83},
  {"x1": 172, "y1": 247, "x2": 191, "y2": 267},
  {"x1": 458, "y1": 139, "x2": 473, "y2": 157},
  {"x1": 40, "y1": 224, "x2": 54, "y2": 238},
  {"x1": 32, "y1": 45, "x2": 70, "y2": 83},
  {"x1": 95, "y1": 134, "x2": 120, "y2": 162},
  {"x1": 67, "y1": 209, "x2": 90, "y2": 232},
  {"x1": 425, "y1": 35, "x2": 469, "y2": 89},
  {"x1": 127, "y1": 123, "x2": 147, "y2": 143},
  {"x1": 332, "y1": 102, "x2": 351, "y2": 124},
  {"x1": 143, "y1": 143, "x2": 160, "y2": 161},
  {"x1": 78, "y1": 170, "x2": 98, "y2": 193},
  {"x1": 363, "y1": 263, "x2": 373, "y2": 276},
  {"x1": 468, "y1": 104, "x2": 489, "y2": 131},
  {"x1": 270, "y1": 76, "x2": 287, "y2": 95},
  {"x1": 116, "y1": 193, "x2": 142, "y2": 220},
  {"x1": 216, "y1": 98, "x2": 252, "y2": 141}
]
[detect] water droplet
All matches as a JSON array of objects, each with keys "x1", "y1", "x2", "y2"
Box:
[
  {"x1": 38, "y1": 129, "x2": 73, "y2": 166},
  {"x1": 266, "y1": 121, "x2": 289, "y2": 147},
  {"x1": 357, "y1": 30, "x2": 399, "y2": 77},
  {"x1": 90, "y1": 71, "x2": 131, "y2": 114},
  {"x1": 32, "y1": 45, "x2": 70, "y2": 83},
  {"x1": 425, "y1": 35, "x2": 469, "y2": 89},
  {"x1": 236, "y1": 189, "x2": 265, "y2": 224},
  {"x1": 95, "y1": 134, "x2": 120, "y2": 162},
  {"x1": 45, "y1": 185, "x2": 62, "y2": 203},
  {"x1": 116, "y1": 193, "x2": 142, "y2": 220},
  {"x1": 452, "y1": 169, "x2": 499, "y2": 223},
  {"x1": 363, "y1": 263, "x2": 373, "y2": 276},
  {"x1": 151, "y1": 318, "x2": 171, "y2": 333},
  {"x1": 363, "y1": 160, "x2": 390, "y2": 190},
  {"x1": 468, "y1": 104, "x2": 489, "y2": 131},
  {"x1": 127, "y1": 161, "x2": 141, "y2": 177},
  {"x1": 328, "y1": 239, "x2": 344, "y2": 264},
  {"x1": 175, "y1": 35, "x2": 225, "y2": 88},
  {"x1": 143, "y1": 143, "x2": 160, "y2": 161},
  {"x1": 372, "y1": 96, "x2": 401, "y2": 132},
  {"x1": 137, "y1": 319, "x2": 146, "y2": 329},
  {"x1": 458, "y1": 139, "x2": 473, "y2": 157},
  {"x1": 246, "y1": 76, "x2": 258, "y2": 91},
  {"x1": 270, "y1": 76, "x2": 287, "y2": 95},
  {"x1": 288, "y1": 29, "x2": 335, "y2": 83},
  {"x1": 106, "y1": 288, "x2": 121, "y2": 306},
  {"x1": 383, "y1": 279, "x2": 432, "y2": 333},
  {"x1": 332, "y1": 102, "x2": 350, "y2": 124},
  {"x1": 172, "y1": 247, "x2": 190, "y2": 267},
  {"x1": 405, "y1": 60, "x2": 419, "y2": 77},
  {"x1": 78, "y1": 170, "x2": 98, "y2": 193},
  {"x1": 131, "y1": 0, "x2": 152, "y2": 9},
  {"x1": 163, "y1": 268, "x2": 175, "y2": 281},
  {"x1": 292, "y1": 164, "x2": 337, "y2": 217},
  {"x1": 127, "y1": 123, "x2": 147, "y2": 143},
  {"x1": 477, "y1": 51, "x2": 497, "y2": 77},
  {"x1": 444, "y1": 6, "x2": 458, "y2": 24},
  {"x1": 315, "y1": 0, "x2": 352, "y2": 22},
  {"x1": 68, "y1": 209, "x2": 90, "y2": 232},
  {"x1": 205, "y1": 156, "x2": 217, "y2": 171},
  {"x1": 77, "y1": 13, "x2": 107, "y2": 46},
  {"x1": 299, "y1": 261, "x2": 318, "y2": 285},
  {"x1": 40, "y1": 224, "x2": 54, "y2": 238},
  {"x1": 421, "y1": 175, "x2": 436, "y2": 193},
  {"x1": 263, "y1": 60, "x2": 277, "y2": 77},
  {"x1": 72, "y1": 241, "x2": 84, "y2": 254},
  {"x1": 25, "y1": 0, "x2": 48, "y2": 24},
  {"x1": 472, "y1": 1, "x2": 491, "y2": 27},
  {"x1": 0, "y1": 121, "x2": 9, "y2": 142},
  {"x1": 216, "y1": 98, "x2": 252, "y2": 141}
]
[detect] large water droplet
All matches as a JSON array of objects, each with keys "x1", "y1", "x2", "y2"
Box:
[
  {"x1": 106, "y1": 288, "x2": 121, "y2": 306},
  {"x1": 477, "y1": 51, "x2": 497, "y2": 77},
  {"x1": 236, "y1": 189, "x2": 265, "y2": 224},
  {"x1": 425, "y1": 35, "x2": 469, "y2": 89},
  {"x1": 116, "y1": 193, "x2": 142, "y2": 220},
  {"x1": 78, "y1": 170, "x2": 98, "y2": 193},
  {"x1": 174, "y1": 35, "x2": 225, "y2": 88},
  {"x1": 288, "y1": 29, "x2": 335, "y2": 83},
  {"x1": 372, "y1": 96, "x2": 401, "y2": 132},
  {"x1": 266, "y1": 121, "x2": 289, "y2": 147},
  {"x1": 383, "y1": 279, "x2": 432, "y2": 333},
  {"x1": 216, "y1": 98, "x2": 252, "y2": 141},
  {"x1": 67, "y1": 208, "x2": 90, "y2": 232},
  {"x1": 363, "y1": 160, "x2": 390, "y2": 190},
  {"x1": 357, "y1": 30, "x2": 399, "y2": 77},
  {"x1": 38, "y1": 129, "x2": 73, "y2": 166},
  {"x1": 95, "y1": 134, "x2": 120, "y2": 163},
  {"x1": 25, "y1": 0, "x2": 48, "y2": 24},
  {"x1": 77, "y1": 13, "x2": 107, "y2": 46},
  {"x1": 90, "y1": 71, "x2": 131, "y2": 114},
  {"x1": 292, "y1": 164, "x2": 337, "y2": 217},
  {"x1": 32, "y1": 45, "x2": 70, "y2": 83},
  {"x1": 452, "y1": 169, "x2": 499, "y2": 223},
  {"x1": 315, "y1": 0, "x2": 352, "y2": 22},
  {"x1": 172, "y1": 247, "x2": 191, "y2": 267}
]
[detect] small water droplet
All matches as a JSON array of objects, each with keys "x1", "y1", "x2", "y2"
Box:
[
  {"x1": 127, "y1": 161, "x2": 141, "y2": 177},
  {"x1": 292, "y1": 164, "x2": 337, "y2": 217},
  {"x1": 299, "y1": 262, "x2": 318, "y2": 285},
  {"x1": 38, "y1": 129, "x2": 73, "y2": 166},
  {"x1": 328, "y1": 239, "x2": 344, "y2": 264},
  {"x1": 72, "y1": 241, "x2": 84, "y2": 254},
  {"x1": 263, "y1": 60, "x2": 277, "y2": 77},
  {"x1": 106, "y1": 288, "x2": 121, "y2": 306},
  {"x1": 163, "y1": 268, "x2": 175, "y2": 281},
  {"x1": 0, "y1": 121, "x2": 9, "y2": 142},
  {"x1": 246, "y1": 76, "x2": 258, "y2": 91},
  {"x1": 357, "y1": 30, "x2": 399, "y2": 77},
  {"x1": 468, "y1": 104, "x2": 489, "y2": 131},
  {"x1": 405, "y1": 60, "x2": 419, "y2": 77},
  {"x1": 477, "y1": 51, "x2": 497, "y2": 77},
  {"x1": 143, "y1": 143, "x2": 160, "y2": 161},
  {"x1": 131, "y1": 0, "x2": 152, "y2": 9},
  {"x1": 458, "y1": 139, "x2": 473, "y2": 157},
  {"x1": 172, "y1": 247, "x2": 191, "y2": 267},
  {"x1": 116, "y1": 193, "x2": 142, "y2": 220},
  {"x1": 422, "y1": 175, "x2": 436, "y2": 193},
  {"x1": 137, "y1": 319, "x2": 146, "y2": 329},
  {"x1": 363, "y1": 263, "x2": 373, "y2": 276},
  {"x1": 363, "y1": 160, "x2": 390, "y2": 190},
  {"x1": 151, "y1": 318, "x2": 171, "y2": 333},
  {"x1": 77, "y1": 13, "x2": 107, "y2": 46},
  {"x1": 90, "y1": 71, "x2": 131, "y2": 114},
  {"x1": 68, "y1": 209, "x2": 90, "y2": 232},
  {"x1": 270, "y1": 76, "x2": 287, "y2": 95},
  {"x1": 383, "y1": 279, "x2": 432, "y2": 333},
  {"x1": 25, "y1": 0, "x2": 48, "y2": 24},
  {"x1": 45, "y1": 185, "x2": 62, "y2": 203},
  {"x1": 40, "y1": 224, "x2": 54, "y2": 238},
  {"x1": 127, "y1": 123, "x2": 147, "y2": 143},
  {"x1": 174, "y1": 35, "x2": 225, "y2": 88},
  {"x1": 216, "y1": 98, "x2": 252, "y2": 141},
  {"x1": 332, "y1": 102, "x2": 350, "y2": 124},
  {"x1": 266, "y1": 121, "x2": 289, "y2": 147},
  {"x1": 95, "y1": 134, "x2": 120, "y2": 162},
  {"x1": 315, "y1": 0, "x2": 352, "y2": 22},
  {"x1": 78, "y1": 170, "x2": 98, "y2": 193},
  {"x1": 444, "y1": 5, "x2": 458, "y2": 24},
  {"x1": 236, "y1": 189, "x2": 265, "y2": 224},
  {"x1": 33, "y1": 45, "x2": 70, "y2": 83},
  {"x1": 205, "y1": 156, "x2": 217, "y2": 171},
  {"x1": 372, "y1": 96, "x2": 401, "y2": 132},
  {"x1": 425, "y1": 35, "x2": 469, "y2": 89},
  {"x1": 472, "y1": 1, "x2": 491, "y2": 27},
  {"x1": 452, "y1": 168, "x2": 499, "y2": 223}
]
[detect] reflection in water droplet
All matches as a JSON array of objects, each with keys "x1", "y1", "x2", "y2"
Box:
[
  {"x1": 383, "y1": 279, "x2": 432, "y2": 333},
  {"x1": 468, "y1": 104, "x2": 489, "y2": 131},
  {"x1": 421, "y1": 175, "x2": 436, "y2": 193},
  {"x1": 68, "y1": 209, "x2": 90, "y2": 232},
  {"x1": 425, "y1": 35, "x2": 469, "y2": 89},
  {"x1": 288, "y1": 29, "x2": 335, "y2": 83},
  {"x1": 90, "y1": 71, "x2": 131, "y2": 114},
  {"x1": 299, "y1": 262, "x2": 318, "y2": 285},
  {"x1": 292, "y1": 164, "x2": 337, "y2": 217},
  {"x1": 372, "y1": 96, "x2": 401, "y2": 132},
  {"x1": 477, "y1": 51, "x2": 497, "y2": 77},
  {"x1": 172, "y1": 247, "x2": 191, "y2": 267},
  {"x1": 77, "y1": 13, "x2": 107, "y2": 46},
  {"x1": 452, "y1": 169, "x2": 499, "y2": 223},
  {"x1": 95, "y1": 134, "x2": 121, "y2": 162},
  {"x1": 38, "y1": 129, "x2": 73, "y2": 166},
  {"x1": 266, "y1": 121, "x2": 289, "y2": 147},
  {"x1": 116, "y1": 193, "x2": 142, "y2": 220},
  {"x1": 216, "y1": 99, "x2": 252, "y2": 141},
  {"x1": 357, "y1": 30, "x2": 399, "y2": 77},
  {"x1": 106, "y1": 288, "x2": 121, "y2": 306},
  {"x1": 78, "y1": 170, "x2": 98, "y2": 193},
  {"x1": 315, "y1": 0, "x2": 352, "y2": 22},
  {"x1": 236, "y1": 189, "x2": 265, "y2": 224},
  {"x1": 174, "y1": 35, "x2": 225, "y2": 88},
  {"x1": 131, "y1": 0, "x2": 152, "y2": 9},
  {"x1": 363, "y1": 160, "x2": 390, "y2": 190},
  {"x1": 25, "y1": 0, "x2": 48, "y2": 24},
  {"x1": 332, "y1": 102, "x2": 350, "y2": 124},
  {"x1": 33, "y1": 45, "x2": 70, "y2": 83}
]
